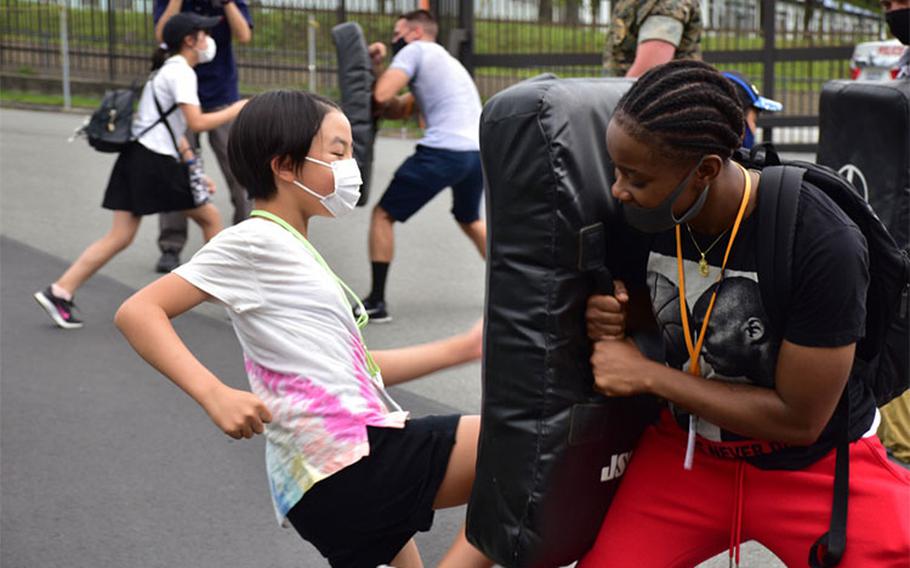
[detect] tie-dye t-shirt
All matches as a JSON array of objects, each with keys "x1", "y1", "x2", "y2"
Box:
[{"x1": 173, "y1": 218, "x2": 409, "y2": 525}]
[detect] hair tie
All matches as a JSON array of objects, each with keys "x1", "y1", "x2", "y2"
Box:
[{"x1": 159, "y1": 42, "x2": 168, "y2": 50}]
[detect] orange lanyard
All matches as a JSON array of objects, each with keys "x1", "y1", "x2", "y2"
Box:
[{"x1": 675, "y1": 163, "x2": 752, "y2": 376}]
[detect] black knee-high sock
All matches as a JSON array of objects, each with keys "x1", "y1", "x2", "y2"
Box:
[{"x1": 368, "y1": 262, "x2": 390, "y2": 302}]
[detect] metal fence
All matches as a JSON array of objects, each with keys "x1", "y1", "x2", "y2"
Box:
[
  {"x1": 0, "y1": 0, "x2": 888, "y2": 151},
  {"x1": 461, "y1": 0, "x2": 885, "y2": 150},
  {"x1": 1, "y1": 0, "x2": 420, "y2": 96}
]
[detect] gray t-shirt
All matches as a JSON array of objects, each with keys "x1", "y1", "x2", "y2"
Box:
[{"x1": 389, "y1": 41, "x2": 482, "y2": 151}]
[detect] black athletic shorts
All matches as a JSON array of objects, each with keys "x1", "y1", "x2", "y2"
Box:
[
  {"x1": 286, "y1": 414, "x2": 461, "y2": 568},
  {"x1": 102, "y1": 142, "x2": 195, "y2": 215}
]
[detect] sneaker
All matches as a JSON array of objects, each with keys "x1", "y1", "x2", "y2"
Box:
[
  {"x1": 155, "y1": 250, "x2": 181, "y2": 273},
  {"x1": 34, "y1": 287, "x2": 83, "y2": 329},
  {"x1": 355, "y1": 297, "x2": 392, "y2": 324}
]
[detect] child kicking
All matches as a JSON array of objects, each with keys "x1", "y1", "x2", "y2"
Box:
[{"x1": 115, "y1": 89, "x2": 491, "y2": 568}]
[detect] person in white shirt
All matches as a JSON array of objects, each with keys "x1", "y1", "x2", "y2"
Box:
[
  {"x1": 114, "y1": 89, "x2": 492, "y2": 568},
  {"x1": 34, "y1": 12, "x2": 246, "y2": 330}
]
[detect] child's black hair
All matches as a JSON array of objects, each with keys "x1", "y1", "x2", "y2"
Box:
[
  {"x1": 614, "y1": 60, "x2": 745, "y2": 161},
  {"x1": 151, "y1": 44, "x2": 181, "y2": 71},
  {"x1": 227, "y1": 90, "x2": 341, "y2": 201},
  {"x1": 150, "y1": 29, "x2": 201, "y2": 71}
]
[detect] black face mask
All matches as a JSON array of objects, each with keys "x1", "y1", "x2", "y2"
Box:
[
  {"x1": 886, "y1": 8, "x2": 910, "y2": 45},
  {"x1": 391, "y1": 37, "x2": 408, "y2": 56},
  {"x1": 622, "y1": 159, "x2": 710, "y2": 234}
]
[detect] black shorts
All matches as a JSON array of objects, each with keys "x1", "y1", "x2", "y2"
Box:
[
  {"x1": 286, "y1": 414, "x2": 461, "y2": 568},
  {"x1": 102, "y1": 142, "x2": 195, "y2": 215},
  {"x1": 378, "y1": 145, "x2": 483, "y2": 224}
]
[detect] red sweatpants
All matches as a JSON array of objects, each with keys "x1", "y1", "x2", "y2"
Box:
[{"x1": 578, "y1": 412, "x2": 910, "y2": 568}]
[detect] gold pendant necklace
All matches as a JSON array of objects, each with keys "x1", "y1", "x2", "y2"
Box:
[
  {"x1": 686, "y1": 224, "x2": 729, "y2": 277},
  {"x1": 698, "y1": 257, "x2": 710, "y2": 278}
]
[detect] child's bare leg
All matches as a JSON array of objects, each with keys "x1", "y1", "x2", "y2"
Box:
[
  {"x1": 438, "y1": 525, "x2": 491, "y2": 568},
  {"x1": 56, "y1": 210, "x2": 140, "y2": 294},
  {"x1": 432, "y1": 415, "x2": 493, "y2": 568},
  {"x1": 433, "y1": 415, "x2": 480, "y2": 508},
  {"x1": 389, "y1": 538, "x2": 423, "y2": 568},
  {"x1": 185, "y1": 203, "x2": 223, "y2": 242}
]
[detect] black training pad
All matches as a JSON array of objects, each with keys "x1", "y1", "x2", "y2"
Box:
[
  {"x1": 817, "y1": 79, "x2": 910, "y2": 247},
  {"x1": 467, "y1": 77, "x2": 657, "y2": 568},
  {"x1": 331, "y1": 22, "x2": 377, "y2": 206}
]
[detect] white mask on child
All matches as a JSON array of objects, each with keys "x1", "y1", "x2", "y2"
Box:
[
  {"x1": 197, "y1": 36, "x2": 217, "y2": 64},
  {"x1": 292, "y1": 157, "x2": 362, "y2": 218}
]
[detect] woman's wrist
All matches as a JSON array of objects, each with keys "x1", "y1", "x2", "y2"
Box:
[
  {"x1": 645, "y1": 362, "x2": 697, "y2": 401},
  {"x1": 641, "y1": 360, "x2": 665, "y2": 396}
]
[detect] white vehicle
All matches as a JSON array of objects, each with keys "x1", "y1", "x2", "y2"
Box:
[{"x1": 850, "y1": 39, "x2": 907, "y2": 80}]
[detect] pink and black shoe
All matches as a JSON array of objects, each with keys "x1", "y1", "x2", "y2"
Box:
[{"x1": 34, "y1": 287, "x2": 83, "y2": 329}]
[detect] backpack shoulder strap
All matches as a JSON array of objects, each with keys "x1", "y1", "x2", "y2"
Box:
[
  {"x1": 133, "y1": 71, "x2": 180, "y2": 150},
  {"x1": 757, "y1": 164, "x2": 851, "y2": 568},
  {"x1": 809, "y1": 395, "x2": 850, "y2": 568},
  {"x1": 756, "y1": 164, "x2": 803, "y2": 333}
]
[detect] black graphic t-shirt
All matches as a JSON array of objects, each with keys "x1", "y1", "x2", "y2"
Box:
[{"x1": 646, "y1": 179, "x2": 876, "y2": 469}]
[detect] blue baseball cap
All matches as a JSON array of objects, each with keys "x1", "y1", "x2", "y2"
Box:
[{"x1": 722, "y1": 71, "x2": 783, "y2": 113}]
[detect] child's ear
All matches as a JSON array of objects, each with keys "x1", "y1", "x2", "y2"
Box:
[{"x1": 271, "y1": 156, "x2": 297, "y2": 183}]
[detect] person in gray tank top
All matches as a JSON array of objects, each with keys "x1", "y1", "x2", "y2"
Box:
[{"x1": 357, "y1": 10, "x2": 486, "y2": 323}]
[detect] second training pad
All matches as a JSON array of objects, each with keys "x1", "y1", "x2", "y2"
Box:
[
  {"x1": 466, "y1": 77, "x2": 658, "y2": 568},
  {"x1": 331, "y1": 22, "x2": 377, "y2": 205},
  {"x1": 817, "y1": 79, "x2": 910, "y2": 247}
]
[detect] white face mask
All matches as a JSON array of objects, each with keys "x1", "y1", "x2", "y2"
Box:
[
  {"x1": 292, "y1": 157, "x2": 363, "y2": 218},
  {"x1": 196, "y1": 35, "x2": 217, "y2": 64}
]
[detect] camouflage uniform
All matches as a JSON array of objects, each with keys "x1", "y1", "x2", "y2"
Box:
[{"x1": 604, "y1": 0, "x2": 703, "y2": 77}]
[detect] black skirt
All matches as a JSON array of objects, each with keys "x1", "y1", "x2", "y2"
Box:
[{"x1": 102, "y1": 142, "x2": 195, "y2": 215}]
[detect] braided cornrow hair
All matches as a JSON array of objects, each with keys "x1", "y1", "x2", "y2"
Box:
[{"x1": 614, "y1": 60, "x2": 745, "y2": 161}]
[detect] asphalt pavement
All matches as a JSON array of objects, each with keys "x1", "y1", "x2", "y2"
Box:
[{"x1": 1, "y1": 108, "x2": 785, "y2": 567}]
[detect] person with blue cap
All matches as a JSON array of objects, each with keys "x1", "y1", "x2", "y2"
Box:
[{"x1": 722, "y1": 71, "x2": 783, "y2": 150}]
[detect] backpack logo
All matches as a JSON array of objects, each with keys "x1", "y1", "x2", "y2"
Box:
[
  {"x1": 837, "y1": 164, "x2": 870, "y2": 203},
  {"x1": 600, "y1": 451, "x2": 632, "y2": 482}
]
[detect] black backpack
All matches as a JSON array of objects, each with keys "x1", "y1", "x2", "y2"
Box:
[
  {"x1": 79, "y1": 75, "x2": 177, "y2": 153},
  {"x1": 734, "y1": 143, "x2": 910, "y2": 567}
]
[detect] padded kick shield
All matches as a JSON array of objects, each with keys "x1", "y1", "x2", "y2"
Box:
[
  {"x1": 817, "y1": 79, "x2": 910, "y2": 246},
  {"x1": 331, "y1": 22, "x2": 377, "y2": 206},
  {"x1": 467, "y1": 77, "x2": 658, "y2": 568}
]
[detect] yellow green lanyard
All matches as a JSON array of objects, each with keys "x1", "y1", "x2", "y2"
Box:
[{"x1": 250, "y1": 209, "x2": 381, "y2": 378}]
